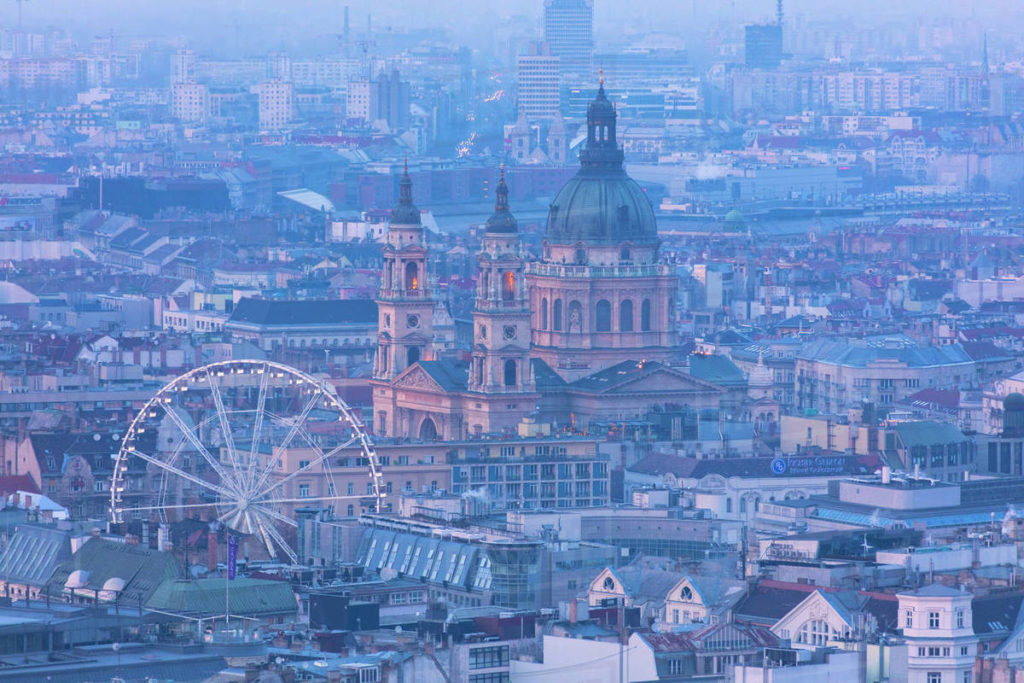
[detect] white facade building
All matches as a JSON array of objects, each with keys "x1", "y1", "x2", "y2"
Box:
[
  {"x1": 898, "y1": 584, "x2": 977, "y2": 683},
  {"x1": 257, "y1": 79, "x2": 294, "y2": 131}
]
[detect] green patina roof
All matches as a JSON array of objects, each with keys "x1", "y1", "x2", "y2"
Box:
[
  {"x1": 146, "y1": 577, "x2": 298, "y2": 618},
  {"x1": 893, "y1": 420, "x2": 970, "y2": 449}
]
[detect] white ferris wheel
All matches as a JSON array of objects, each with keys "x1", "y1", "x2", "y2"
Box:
[{"x1": 109, "y1": 360, "x2": 384, "y2": 564}]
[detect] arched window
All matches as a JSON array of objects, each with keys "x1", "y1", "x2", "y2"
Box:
[
  {"x1": 480, "y1": 271, "x2": 490, "y2": 297},
  {"x1": 596, "y1": 300, "x2": 611, "y2": 332},
  {"x1": 407, "y1": 346, "x2": 420, "y2": 365},
  {"x1": 541, "y1": 298, "x2": 549, "y2": 330},
  {"x1": 739, "y1": 498, "x2": 746, "y2": 514},
  {"x1": 553, "y1": 299, "x2": 563, "y2": 331},
  {"x1": 405, "y1": 262, "x2": 419, "y2": 291},
  {"x1": 641, "y1": 299, "x2": 652, "y2": 331},
  {"x1": 620, "y1": 299, "x2": 633, "y2": 332},
  {"x1": 419, "y1": 418, "x2": 438, "y2": 441},
  {"x1": 726, "y1": 498, "x2": 732, "y2": 513},
  {"x1": 504, "y1": 360, "x2": 517, "y2": 387},
  {"x1": 502, "y1": 271, "x2": 515, "y2": 301}
]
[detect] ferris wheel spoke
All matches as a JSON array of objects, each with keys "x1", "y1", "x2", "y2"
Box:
[
  {"x1": 157, "y1": 401, "x2": 242, "y2": 497},
  {"x1": 255, "y1": 433, "x2": 357, "y2": 499},
  {"x1": 258, "y1": 515, "x2": 298, "y2": 565},
  {"x1": 206, "y1": 368, "x2": 242, "y2": 482},
  {"x1": 128, "y1": 448, "x2": 235, "y2": 499},
  {"x1": 249, "y1": 387, "x2": 324, "y2": 494},
  {"x1": 252, "y1": 516, "x2": 277, "y2": 558},
  {"x1": 252, "y1": 505, "x2": 299, "y2": 527},
  {"x1": 245, "y1": 363, "x2": 272, "y2": 491}
]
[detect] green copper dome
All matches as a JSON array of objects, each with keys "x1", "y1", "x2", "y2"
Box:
[{"x1": 544, "y1": 82, "x2": 657, "y2": 246}]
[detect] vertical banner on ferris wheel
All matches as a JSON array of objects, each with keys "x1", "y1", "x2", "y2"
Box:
[{"x1": 227, "y1": 534, "x2": 237, "y2": 580}]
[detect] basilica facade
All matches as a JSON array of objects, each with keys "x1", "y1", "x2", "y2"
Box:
[{"x1": 371, "y1": 84, "x2": 724, "y2": 441}]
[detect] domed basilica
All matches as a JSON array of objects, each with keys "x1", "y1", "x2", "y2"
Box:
[{"x1": 370, "y1": 83, "x2": 724, "y2": 441}]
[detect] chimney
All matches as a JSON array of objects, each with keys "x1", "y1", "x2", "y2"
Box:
[
  {"x1": 570, "y1": 599, "x2": 577, "y2": 624},
  {"x1": 881, "y1": 466, "x2": 891, "y2": 484},
  {"x1": 208, "y1": 533, "x2": 218, "y2": 573}
]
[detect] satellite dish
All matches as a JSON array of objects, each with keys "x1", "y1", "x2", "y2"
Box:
[
  {"x1": 395, "y1": 625, "x2": 403, "y2": 634},
  {"x1": 93, "y1": 433, "x2": 102, "y2": 441},
  {"x1": 380, "y1": 567, "x2": 397, "y2": 581}
]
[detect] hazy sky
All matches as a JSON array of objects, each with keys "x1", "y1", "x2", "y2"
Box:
[{"x1": 8, "y1": 0, "x2": 1023, "y2": 54}]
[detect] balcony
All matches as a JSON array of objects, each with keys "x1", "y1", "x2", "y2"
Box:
[{"x1": 527, "y1": 263, "x2": 670, "y2": 279}]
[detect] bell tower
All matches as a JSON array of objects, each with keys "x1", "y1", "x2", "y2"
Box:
[
  {"x1": 468, "y1": 168, "x2": 534, "y2": 395},
  {"x1": 373, "y1": 162, "x2": 434, "y2": 382}
]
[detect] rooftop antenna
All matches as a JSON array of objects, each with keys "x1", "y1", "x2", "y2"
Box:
[
  {"x1": 14, "y1": 0, "x2": 28, "y2": 31},
  {"x1": 776, "y1": 0, "x2": 783, "y2": 26},
  {"x1": 343, "y1": 5, "x2": 351, "y2": 58}
]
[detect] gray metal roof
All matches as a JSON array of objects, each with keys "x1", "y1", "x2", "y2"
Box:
[{"x1": 0, "y1": 524, "x2": 71, "y2": 588}]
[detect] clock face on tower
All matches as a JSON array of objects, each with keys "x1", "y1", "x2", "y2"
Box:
[
  {"x1": 406, "y1": 314, "x2": 420, "y2": 329},
  {"x1": 503, "y1": 325, "x2": 517, "y2": 340}
]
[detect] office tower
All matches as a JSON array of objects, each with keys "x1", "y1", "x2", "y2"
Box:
[
  {"x1": 170, "y1": 81, "x2": 210, "y2": 124},
  {"x1": 543, "y1": 0, "x2": 593, "y2": 78},
  {"x1": 171, "y1": 49, "x2": 196, "y2": 84},
  {"x1": 517, "y1": 43, "x2": 561, "y2": 120},
  {"x1": 257, "y1": 79, "x2": 294, "y2": 131},
  {"x1": 744, "y1": 24, "x2": 783, "y2": 69},
  {"x1": 372, "y1": 69, "x2": 410, "y2": 131}
]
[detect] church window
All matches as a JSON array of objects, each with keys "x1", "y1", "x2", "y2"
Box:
[
  {"x1": 596, "y1": 300, "x2": 611, "y2": 332},
  {"x1": 621, "y1": 248, "x2": 631, "y2": 261},
  {"x1": 620, "y1": 299, "x2": 633, "y2": 332},
  {"x1": 797, "y1": 619, "x2": 832, "y2": 646},
  {"x1": 641, "y1": 299, "x2": 652, "y2": 331},
  {"x1": 407, "y1": 347, "x2": 420, "y2": 365},
  {"x1": 504, "y1": 360, "x2": 517, "y2": 387},
  {"x1": 502, "y1": 271, "x2": 515, "y2": 300},
  {"x1": 541, "y1": 298, "x2": 548, "y2": 330},
  {"x1": 575, "y1": 248, "x2": 586, "y2": 265},
  {"x1": 405, "y1": 262, "x2": 419, "y2": 291},
  {"x1": 553, "y1": 299, "x2": 563, "y2": 331},
  {"x1": 480, "y1": 271, "x2": 489, "y2": 296}
]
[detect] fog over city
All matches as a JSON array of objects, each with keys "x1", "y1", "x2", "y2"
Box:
[{"x1": 4, "y1": 0, "x2": 1024, "y2": 681}]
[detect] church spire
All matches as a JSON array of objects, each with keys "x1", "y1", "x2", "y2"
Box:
[
  {"x1": 392, "y1": 157, "x2": 421, "y2": 225},
  {"x1": 495, "y1": 164, "x2": 509, "y2": 212},
  {"x1": 485, "y1": 164, "x2": 517, "y2": 234},
  {"x1": 579, "y1": 74, "x2": 623, "y2": 170}
]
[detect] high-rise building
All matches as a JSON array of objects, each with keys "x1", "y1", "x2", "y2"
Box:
[
  {"x1": 346, "y1": 80, "x2": 372, "y2": 121},
  {"x1": 372, "y1": 69, "x2": 410, "y2": 131},
  {"x1": 170, "y1": 81, "x2": 209, "y2": 124},
  {"x1": 744, "y1": 23, "x2": 783, "y2": 69},
  {"x1": 543, "y1": 0, "x2": 593, "y2": 78},
  {"x1": 171, "y1": 49, "x2": 196, "y2": 84},
  {"x1": 517, "y1": 44, "x2": 561, "y2": 121},
  {"x1": 257, "y1": 79, "x2": 293, "y2": 131}
]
